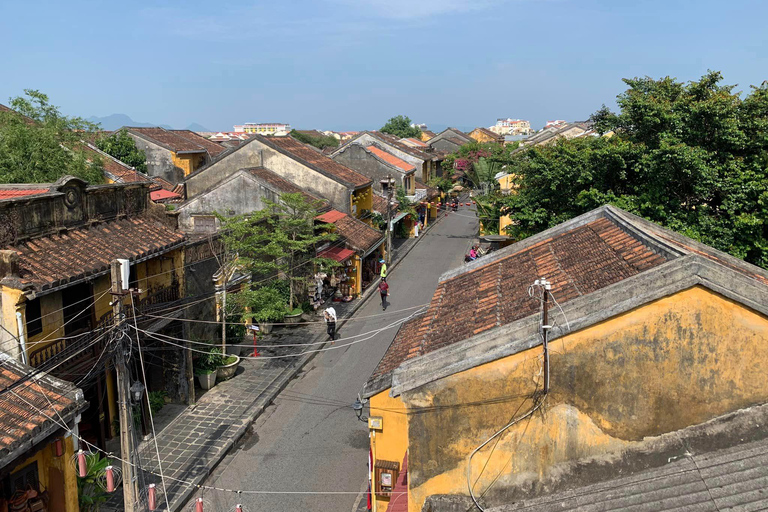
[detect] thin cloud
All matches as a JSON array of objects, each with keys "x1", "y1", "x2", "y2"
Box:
[{"x1": 332, "y1": 0, "x2": 505, "y2": 19}]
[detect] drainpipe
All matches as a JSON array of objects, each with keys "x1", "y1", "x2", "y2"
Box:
[{"x1": 16, "y1": 311, "x2": 28, "y2": 364}]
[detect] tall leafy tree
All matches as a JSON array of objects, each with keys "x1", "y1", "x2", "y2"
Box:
[
  {"x1": 496, "y1": 72, "x2": 768, "y2": 270},
  {"x1": 0, "y1": 89, "x2": 104, "y2": 183},
  {"x1": 95, "y1": 129, "x2": 147, "y2": 172},
  {"x1": 380, "y1": 115, "x2": 422, "y2": 139},
  {"x1": 219, "y1": 193, "x2": 336, "y2": 310}
]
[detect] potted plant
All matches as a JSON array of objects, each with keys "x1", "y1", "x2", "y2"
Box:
[
  {"x1": 283, "y1": 306, "x2": 304, "y2": 325},
  {"x1": 194, "y1": 347, "x2": 221, "y2": 390},
  {"x1": 217, "y1": 352, "x2": 241, "y2": 381},
  {"x1": 237, "y1": 285, "x2": 286, "y2": 334}
]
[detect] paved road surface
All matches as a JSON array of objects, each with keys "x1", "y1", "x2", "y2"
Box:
[{"x1": 200, "y1": 208, "x2": 478, "y2": 512}]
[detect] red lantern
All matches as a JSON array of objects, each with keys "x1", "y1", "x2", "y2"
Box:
[
  {"x1": 53, "y1": 438, "x2": 64, "y2": 457},
  {"x1": 77, "y1": 450, "x2": 87, "y2": 477},
  {"x1": 196, "y1": 498, "x2": 204, "y2": 512},
  {"x1": 106, "y1": 466, "x2": 115, "y2": 492},
  {"x1": 148, "y1": 484, "x2": 157, "y2": 510}
]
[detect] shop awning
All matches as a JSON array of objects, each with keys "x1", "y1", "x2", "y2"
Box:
[
  {"x1": 318, "y1": 246, "x2": 355, "y2": 263},
  {"x1": 389, "y1": 212, "x2": 409, "y2": 231}
]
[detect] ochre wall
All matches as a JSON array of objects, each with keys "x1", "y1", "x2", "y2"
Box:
[
  {"x1": 370, "y1": 390, "x2": 409, "y2": 512},
  {"x1": 352, "y1": 186, "x2": 374, "y2": 221},
  {"x1": 10, "y1": 435, "x2": 79, "y2": 512},
  {"x1": 401, "y1": 286, "x2": 768, "y2": 512},
  {"x1": 172, "y1": 153, "x2": 205, "y2": 177}
]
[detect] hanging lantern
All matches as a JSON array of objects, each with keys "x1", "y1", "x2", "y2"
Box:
[
  {"x1": 195, "y1": 498, "x2": 204, "y2": 512},
  {"x1": 78, "y1": 450, "x2": 87, "y2": 477},
  {"x1": 105, "y1": 466, "x2": 115, "y2": 492},
  {"x1": 53, "y1": 438, "x2": 64, "y2": 457},
  {"x1": 148, "y1": 484, "x2": 157, "y2": 511}
]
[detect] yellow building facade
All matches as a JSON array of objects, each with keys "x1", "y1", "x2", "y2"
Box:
[{"x1": 363, "y1": 205, "x2": 768, "y2": 512}]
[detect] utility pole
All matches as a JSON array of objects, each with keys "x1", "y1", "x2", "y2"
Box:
[
  {"x1": 386, "y1": 175, "x2": 393, "y2": 265},
  {"x1": 540, "y1": 278, "x2": 551, "y2": 394},
  {"x1": 110, "y1": 260, "x2": 136, "y2": 512},
  {"x1": 221, "y1": 270, "x2": 227, "y2": 354}
]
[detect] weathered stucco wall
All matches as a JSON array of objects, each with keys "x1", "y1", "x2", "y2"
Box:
[
  {"x1": 127, "y1": 134, "x2": 185, "y2": 183},
  {"x1": 185, "y1": 142, "x2": 263, "y2": 198},
  {"x1": 332, "y1": 145, "x2": 410, "y2": 194},
  {"x1": 428, "y1": 139, "x2": 462, "y2": 154},
  {"x1": 178, "y1": 172, "x2": 280, "y2": 232},
  {"x1": 401, "y1": 285, "x2": 768, "y2": 512},
  {"x1": 261, "y1": 146, "x2": 351, "y2": 213}
]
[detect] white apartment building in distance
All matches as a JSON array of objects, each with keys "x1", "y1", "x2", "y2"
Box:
[
  {"x1": 490, "y1": 118, "x2": 532, "y2": 136},
  {"x1": 233, "y1": 122, "x2": 291, "y2": 135}
]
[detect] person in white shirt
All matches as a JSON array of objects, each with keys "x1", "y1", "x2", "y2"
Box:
[{"x1": 324, "y1": 307, "x2": 337, "y2": 340}]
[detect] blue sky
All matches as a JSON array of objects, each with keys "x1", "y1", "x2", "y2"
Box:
[{"x1": 2, "y1": 0, "x2": 766, "y2": 132}]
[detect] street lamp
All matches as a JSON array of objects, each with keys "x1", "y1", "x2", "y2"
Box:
[
  {"x1": 352, "y1": 398, "x2": 367, "y2": 422},
  {"x1": 130, "y1": 381, "x2": 145, "y2": 403}
]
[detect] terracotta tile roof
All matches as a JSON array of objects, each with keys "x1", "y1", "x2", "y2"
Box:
[
  {"x1": 127, "y1": 127, "x2": 206, "y2": 153},
  {"x1": 8, "y1": 216, "x2": 185, "y2": 292},
  {"x1": 0, "y1": 188, "x2": 49, "y2": 200},
  {"x1": 171, "y1": 130, "x2": 227, "y2": 157},
  {"x1": 318, "y1": 246, "x2": 355, "y2": 263},
  {"x1": 150, "y1": 189, "x2": 182, "y2": 201},
  {"x1": 367, "y1": 146, "x2": 416, "y2": 173},
  {"x1": 264, "y1": 136, "x2": 372, "y2": 189},
  {"x1": 0, "y1": 355, "x2": 86, "y2": 460},
  {"x1": 246, "y1": 167, "x2": 327, "y2": 207},
  {"x1": 316, "y1": 210, "x2": 347, "y2": 224},
  {"x1": 317, "y1": 210, "x2": 383, "y2": 252},
  {"x1": 421, "y1": 130, "x2": 436, "y2": 140},
  {"x1": 370, "y1": 217, "x2": 668, "y2": 381},
  {"x1": 403, "y1": 138, "x2": 427, "y2": 147},
  {"x1": 373, "y1": 132, "x2": 433, "y2": 161},
  {"x1": 152, "y1": 176, "x2": 176, "y2": 191},
  {"x1": 334, "y1": 214, "x2": 384, "y2": 253},
  {"x1": 372, "y1": 193, "x2": 398, "y2": 214}
]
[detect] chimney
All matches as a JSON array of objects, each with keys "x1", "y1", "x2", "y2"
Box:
[{"x1": 0, "y1": 250, "x2": 19, "y2": 279}]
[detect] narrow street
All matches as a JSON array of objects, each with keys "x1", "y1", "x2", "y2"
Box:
[{"x1": 199, "y1": 208, "x2": 478, "y2": 511}]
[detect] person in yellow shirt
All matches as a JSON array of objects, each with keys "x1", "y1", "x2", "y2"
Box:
[{"x1": 379, "y1": 259, "x2": 387, "y2": 282}]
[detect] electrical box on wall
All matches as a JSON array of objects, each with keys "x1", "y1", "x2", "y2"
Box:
[
  {"x1": 374, "y1": 460, "x2": 400, "y2": 497},
  {"x1": 368, "y1": 416, "x2": 383, "y2": 430}
]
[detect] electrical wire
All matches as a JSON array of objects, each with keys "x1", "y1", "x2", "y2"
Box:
[
  {"x1": 130, "y1": 293, "x2": 171, "y2": 512},
  {"x1": 140, "y1": 302, "x2": 430, "y2": 327},
  {"x1": 128, "y1": 307, "x2": 426, "y2": 360}
]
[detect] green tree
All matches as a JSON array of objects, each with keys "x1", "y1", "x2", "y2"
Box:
[
  {"x1": 95, "y1": 129, "x2": 147, "y2": 172},
  {"x1": 380, "y1": 115, "x2": 422, "y2": 139},
  {"x1": 219, "y1": 193, "x2": 337, "y2": 310},
  {"x1": 289, "y1": 129, "x2": 340, "y2": 150},
  {"x1": 0, "y1": 89, "x2": 104, "y2": 183},
  {"x1": 495, "y1": 71, "x2": 768, "y2": 270}
]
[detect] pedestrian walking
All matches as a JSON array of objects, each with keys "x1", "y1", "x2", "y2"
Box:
[
  {"x1": 379, "y1": 280, "x2": 389, "y2": 310},
  {"x1": 324, "y1": 306, "x2": 337, "y2": 341},
  {"x1": 379, "y1": 259, "x2": 387, "y2": 282}
]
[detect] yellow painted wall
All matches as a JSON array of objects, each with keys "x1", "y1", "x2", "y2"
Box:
[
  {"x1": 0, "y1": 286, "x2": 24, "y2": 359},
  {"x1": 469, "y1": 129, "x2": 499, "y2": 143},
  {"x1": 10, "y1": 434, "x2": 79, "y2": 512},
  {"x1": 398, "y1": 286, "x2": 768, "y2": 512},
  {"x1": 171, "y1": 153, "x2": 204, "y2": 177},
  {"x1": 497, "y1": 174, "x2": 517, "y2": 193},
  {"x1": 370, "y1": 390, "x2": 409, "y2": 512},
  {"x1": 353, "y1": 186, "x2": 374, "y2": 222}
]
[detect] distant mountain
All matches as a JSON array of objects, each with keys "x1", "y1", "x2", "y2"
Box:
[
  {"x1": 88, "y1": 114, "x2": 212, "y2": 132},
  {"x1": 186, "y1": 122, "x2": 211, "y2": 132}
]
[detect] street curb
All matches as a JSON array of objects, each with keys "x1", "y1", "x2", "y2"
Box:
[{"x1": 170, "y1": 210, "x2": 447, "y2": 511}]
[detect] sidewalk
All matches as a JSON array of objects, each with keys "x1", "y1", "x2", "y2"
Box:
[{"x1": 102, "y1": 210, "x2": 449, "y2": 511}]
